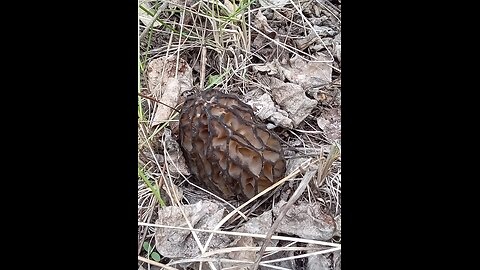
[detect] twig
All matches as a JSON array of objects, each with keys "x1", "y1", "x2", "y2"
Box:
[
  {"x1": 138, "y1": 92, "x2": 181, "y2": 113},
  {"x1": 138, "y1": 221, "x2": 341, "y2": 247},
  {"x1": 251, "y1": 168, "x2": 317, "y2": 270},
  {"x1": 199, "y1": 46, "x2": 207, "y2": 90}
]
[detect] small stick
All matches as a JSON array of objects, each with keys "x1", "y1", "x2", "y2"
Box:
[
  {"x1": 251, "y1": 168, "x2": 317, "y2": 270},
  {"x1": 138, "y1": 92, "x2": 181, "y2": 113},
  {"x1": 199, "y1": 46, "x2": 207, "y2": 90}
]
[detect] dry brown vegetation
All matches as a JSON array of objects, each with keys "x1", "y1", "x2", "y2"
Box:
[{"x1": 138, "y1": 1, "x2": 341, "y2": 269}]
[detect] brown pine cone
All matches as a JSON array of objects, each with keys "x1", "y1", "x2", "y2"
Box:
[{"x1": 179, "y1": 90, "x2": 286, "y2": 201}]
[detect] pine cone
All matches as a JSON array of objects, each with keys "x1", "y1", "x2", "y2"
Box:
[{"x1": 179, "y1": 90, "x2": 286, "y2": 201}]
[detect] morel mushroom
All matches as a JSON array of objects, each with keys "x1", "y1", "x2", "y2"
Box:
[{"x1": 179, "y1": 90, "x2": 286, "y2": 201}]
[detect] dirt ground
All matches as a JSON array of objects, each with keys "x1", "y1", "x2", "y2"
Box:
[{"x1": 138, "y1": 1, "x2": 341, "y2": 269}]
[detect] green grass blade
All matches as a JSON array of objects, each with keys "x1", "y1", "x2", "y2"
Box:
[{"x1": 138, "y1": 166, "x2": 166, "y2": 207}]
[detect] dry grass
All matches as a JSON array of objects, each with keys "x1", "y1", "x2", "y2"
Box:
[{"x1": 138, "y1": 0, "x2": 341, "y2": 269}]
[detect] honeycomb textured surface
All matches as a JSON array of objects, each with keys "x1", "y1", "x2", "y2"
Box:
[{"x1": 179, "y1": 90, "x2": 286, "y2": 200}]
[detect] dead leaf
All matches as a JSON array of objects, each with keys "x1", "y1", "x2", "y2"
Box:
[
  {"x1": 163, "y1": 129, "x2": 190, "y2": 176},
  {"x1": 309, "y1": 15, "x2": 329, "y2": 26},
  {"x1": 263, "y1": 76, "x2": 318, "y2": 127},
  {"x1": 154, "y1": 200, "x2": 270, "y2": 269},
  {"x1": 334, "y1": 214, "x2": 341, "y2": 238},
  {"x1": 317, "y1": 107, "x2": 341, "y2": 143},
  {"x1": 334, "y1": 33, "x2": 341, "y2": 63},
  {"x1": 147, "y1": 56, "x2": 193, "y2": 127},
  {"x1": 317, "y1": 117, "x2": 329, "y2": 130},
  {"x1": 161, "y1": 182, "x2": 184, "y2": 204},
  {"x1": 333, "y1": 250, "x2": 341, "y2": 270},
  {"x1": 278, "y1": 54, "x2": 332, "y2": 89},
  {"x1": 307, "y1": 252, "x2": 331, "y2": 270},
  {"x1": 286, "y1": 157, "x2": 311, "y2": 175},
  {"x1": 147, "y1": 56, "x2": 193, "y2": 97},
  {"x1": 237, "y1": 210, "x2": 273, "y2": 235},
  {"x1": 272, "y1": 200, "x2": 336, "y2": 241},
  {"x1": 310, "y1": 37, "x2": 333, "y2": 52},
  {"x1": 233, "y1": 210, "x2": 279, "y2": 258},
  {"x1": 151, "y1": 78, "x2": 181, "y2": 126},
  {"x1": 251, "y1": 10, "x2": 279, "y2": 61},
  {"x1": 252, "y1": 10, "x2": 271, "y2": 33},
  {"x1": 226, "y1": 236, "x2": 255, "y2": 270},
  {"x1": 154, "y1": 200, "x2": 232, "y2": 259},
  {"x1": 295, "y1": 31, "x2": 319, "y2": 51},
  {"x1": 247, "y1": 93, "x2": 293, "y2": 128}
]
